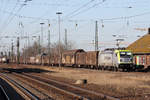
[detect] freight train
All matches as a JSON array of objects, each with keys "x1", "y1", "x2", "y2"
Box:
[
  {"x1": 22, "y1": 48, "x2": 134, "y2": 71},
  {"x1": 62, "y1": 49, "x2": 133, "y2": 71}
]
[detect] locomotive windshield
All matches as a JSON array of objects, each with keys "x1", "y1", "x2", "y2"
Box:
[
  {"x1": 119, "y1": 51, "x2": 132, "y2": 63},
  {"x1": 120, "y1": 52, "x2": 132, "y2": 57}
]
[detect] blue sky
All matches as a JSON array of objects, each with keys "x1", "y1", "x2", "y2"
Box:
[{"x1": 0, "y1": 0, "x2": 150, "y2": 52}]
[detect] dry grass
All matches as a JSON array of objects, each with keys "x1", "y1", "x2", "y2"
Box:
[
  {"x1": 41, "y1": 67, "x2": 150, "y2": 99},
  {"x1": 0, "y1": 64, "x2": 150, "y2": 99}
]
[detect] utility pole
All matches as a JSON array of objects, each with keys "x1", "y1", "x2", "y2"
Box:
[
  {"x1": 17, "y1": 37, "x2": 20, "y2": 64},
  {"x1": 48, "y1": 20, "x2": 51, "y2": 65},
  {"x1": 95, "y1": 21, "x2": 98, "y2": 51},
  {"x1": 65, "y1": 29, "x2": 67, "y2": 50},
  {"x1": 38, "y1": 36, "x2": 41, "y2": 54},
  {"x1": 56, "y1": 12, "x2": 62, "y2": 67},
  {"x1": 40, "y1": 23, "x2": 44, "y2": 53},
  {"x1": 25, "y1": 33, "x2": 28, "y2": 64},
  {"x1": 38, "y1": 35, "x2": 42, "y2": 65},
  {"x1": 11, "y1": 41, "x2": 14, "y2": 63},
  {"x1": 27, "y1": 33, "x2": 30, "y2": 57},
  {"x1": 23, "y1": 44, "x2": 26, "y2": 64}
]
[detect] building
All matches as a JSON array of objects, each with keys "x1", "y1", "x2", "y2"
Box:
[{"x1": 127, "y1": 28, "x2": 150, "y2": 69}]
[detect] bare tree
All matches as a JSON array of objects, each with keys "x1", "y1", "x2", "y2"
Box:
[{"x1": 21, "y1": 40, "x2": 75, "y2": 58}]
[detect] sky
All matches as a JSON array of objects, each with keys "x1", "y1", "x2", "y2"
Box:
[{"x1": 0, "y1": 0, "x2": 150, "y2": 52}]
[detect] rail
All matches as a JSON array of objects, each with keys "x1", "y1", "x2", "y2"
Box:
[
  {"x1": 0, "y1": 85, "x2": 10, "y2": 100},
  {"x1": 0, "y1": 73, "x2": 39, "y2": 100},
  {"x1": 13, "y1": 73, "x2": 90, "y2": 100},
  {"x1": 33, "y1": 74, "x2": 120, "y2": 100},
  {"x1": 24, "y1": 73, "x2": 120, "y2": 100}
]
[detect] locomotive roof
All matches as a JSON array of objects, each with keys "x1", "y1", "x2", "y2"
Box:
[
  {"x1": 100, "y1": 49, "x2": 131, "y2": 54},
  {"x1": 104, "y1": 48, "x2": 125, "y2": 51}
]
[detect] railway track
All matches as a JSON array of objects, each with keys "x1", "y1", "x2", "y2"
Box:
[
  {"x1": 0, "y1": 73, "x2": 39, "y2": 100},
  {"x1": 12, "y1": 73, "x2": 120, "y2": 100},
  {"x1": 12, "y1": 73, "x2": 89, "y2": 100},
  {"x1": 0, "y1": 85, "x2": 10, "y2": 100},
  {"x1": 1, "y1": 73, "x2": 53, "y2": 100},
  {"x1": 32, "y1": 73, "x2": 121, "y2": 100}
]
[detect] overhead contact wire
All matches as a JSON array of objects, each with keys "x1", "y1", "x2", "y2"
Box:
[{"x1": 0, "y1": 2, "x2": 25, "y2": 34}]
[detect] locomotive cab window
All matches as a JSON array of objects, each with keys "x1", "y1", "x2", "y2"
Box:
[
  {"x1": 120, "y1": 52, "x2": 132, "y2": 57},
  {"x1": 127, "y1": 52, "x2": 132, "y2": 56},
  {"x1": 120, "y1": 52, "x2": 125, "y2": 56}
]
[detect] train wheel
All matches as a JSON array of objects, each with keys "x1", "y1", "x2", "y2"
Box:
[
  {"x1": 101, "y1": 66, "x2": 103, "y2": 70},
  {"x1": 95, "y1": 66, "x2": 98, "y2": 70},
  {"x1": 122, "y1": 68, "x2": 125, "y2": 72},
  {"x1": 104, "y1": 67, "x2": 106, "y2": 70},
  {"x1": 115, "y1": 67, "x2": 118, "y2": 72},
  {"x1": 99, "y1": 66, "x2": 102, "y2": 70},
  {"x1": 110, "y1": 67, "x2": 113, "y2": 71},
  {"x1": 112, "y1": 67, "x2": 115, "y2": 71}
]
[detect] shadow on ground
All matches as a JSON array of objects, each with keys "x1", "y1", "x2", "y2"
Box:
[{"x1": 1, "y1": 68, "x2": 55, "y2": 73}]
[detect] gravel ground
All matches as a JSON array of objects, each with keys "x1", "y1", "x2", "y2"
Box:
[{"x1": 0, "y1": 64, "x2": 150, "y2": 100}]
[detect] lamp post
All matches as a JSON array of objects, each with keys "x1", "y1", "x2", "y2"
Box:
[
  {"x1": 17, "y1": 37, "x2": 20, "y2": 64},
  {"x1": 40, "y1": 22, "x2": 45, "y2": 51},
  {"x1": 38, "y1": 35, "x2": 41, "y2": 54},
  {"x1": 11, "y1": 40, "x2": 14, "y2": 63},
  {"x1": 47, "y1": 20, "x2": 51, "y2": 65},
  {"x1": 56, "y1": 12, "x2": 62, "y2": 67},
  {"x1": 40, "y1": 22, "x2": 44, "y2": 65}
]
